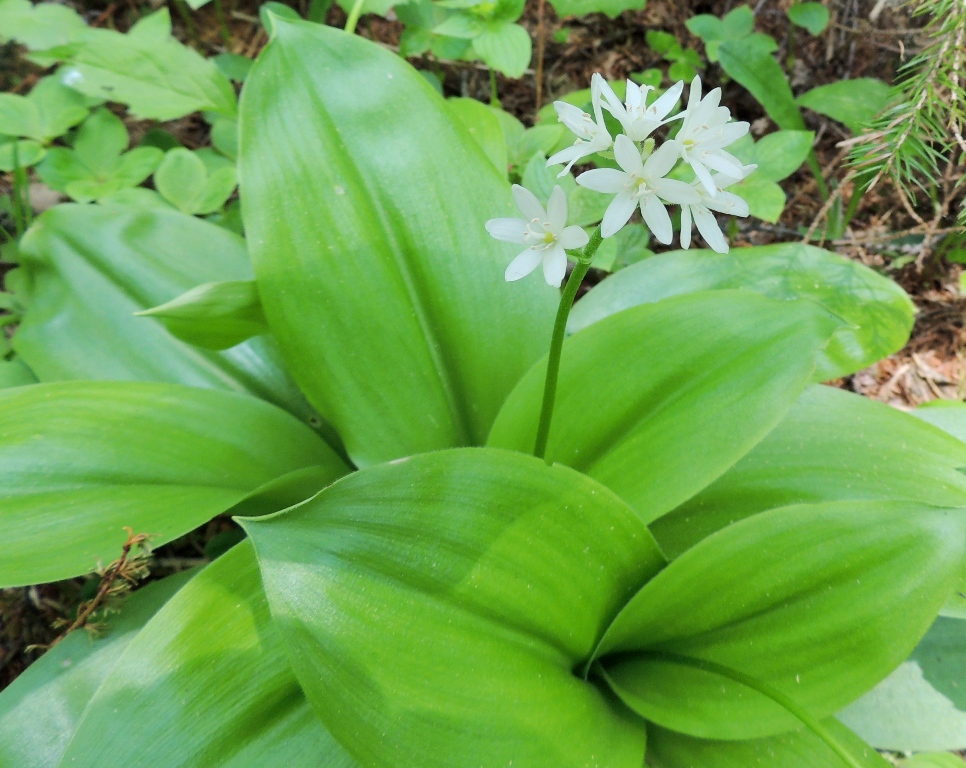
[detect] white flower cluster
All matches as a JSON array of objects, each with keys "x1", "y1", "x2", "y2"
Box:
[{"x1": 487, "y1": 75, "x2": 756, "y2": 286}]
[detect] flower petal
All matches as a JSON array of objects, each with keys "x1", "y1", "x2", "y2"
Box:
[
  {"x1": 547, "y1": 143, "x2": 591, "y2": 176},
  {"x1": 485, "y1": 217, "x2": 528, "y2": 243},
  {"x1": 614, "y1": 134, "x2": 645, "y2": 177},
  {"x1": 575, "y1": 168, "x2": 626, "y2": 194},
  {"x1": 640, "y1": 194, "x2": 673, "y2": 244},
  {"x1": 701, "y1": 151, "x2": 745, "y2": 179},
  {"x1": 505, "y1": 247, "x2": 543, "y2": 282},
  {"x1": 680, "y1": 204, "x2": 693, "y2": 249},
  {"x1": 693, "y1": 205, "x2": 729, "y2": 253},
  {"x1": 542, "y1": 245, "x2": 568, "y2": 288},
  {"x1": 601, "y1": 192, "x2": 637, "y2": 238},
  {"x1": 705, "y1": 190, "x2": 750, "y2": 217},
  {"x1": 690, "y1": 157, "x2": 718, "y2": 197},
  {"x1": 654, "y1": 177, "x2": 703, "y2": 205},
  {"x1": 555, "y1": 102, "x2": 593, "y2": 140},
  {"x1": 512, "y1": 184, "x2": 547, "y2": 222},
  {"x1": 546, "y1": 185, "x2": 569, "y2": 232},
  {"x1": 559, "y1": 225, "x2": 590, "y2": 250},
  {"x1": 643, "y1": 140, "x2": 682, "y2": 180},
  {"x1": 648, "y1": 80, "x2": 684, "y2": 119}
]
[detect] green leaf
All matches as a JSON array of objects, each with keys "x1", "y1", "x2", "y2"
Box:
[
  {"x1": 447, "y1": 97, "x2": 508, "y2": 177},
  {"x1": 913, "y1": 400, "x2": 966, "y2": 444},
  {"x1": 568, "y1": 243, "x2": 915, "y2": 382},
  {"x1": 731, "y1": 174, "x2": 788, "y2": 222},
  {"x1": 685, "y1": 14, "x2": 724, "y2": 42},
  {"x1": 58, "y1": 543, "x2": 357, "y2": 767},
  {"x1": 652, "y1": 385, "x2": 966, "y2": 558},
  {"x1": 0, "y1": 358, "x2": 37, "y2": 389},
  {"x1": 489, "y1": 291, "x2": 842, "y2": 524},
  {"x1": 0, "y1": 570, "x2": 196, "y2": 768},
  {"x1": 741, "y1": 129, "x2": 814, "y2": 182},
  {"x1": 0, "y1": 138, "x2": 45, "y2": 172},
  {"x1": 0, "y1": 380, "x2": 346, "y2": 586},
  {"x1": 154, "y1": 147, "x2": 238, "y2": 215},
  {"x1": 0, "y1": 93, "x2": 42, "y2": 140},
  {"x1": 0, "y1": 0, "x2": 87, "y2": 50},
  {"x1": 136, "y1": 279, "x2": 267, "y2": 351},
  {"x1": 797, "y1": 79, "x2": 893, "y2": 134},
  {"x1": 26, "y1": 75, "x2": 90, "y2": 141},
  {"x1": 899, "y1": 754, "x2": 966, "y2": 768},
  {"x1": 242, "y1": 448, "x2": 662, "y2": 768},
  {"x1": 473, "y1": 22, "x2": 532, "y2": 78},
  {"x1": 14, "y1": 204, "x2": 320, "y2": 425},
  {"x1": 239, "y1": 20, "x2": 555, "y2": 466},
  {"x1": 213, "y1": 52, "x2": 253, "y2": 82},
  {"x1": 548, "y1": 0, "x2": 646, "y2": 21},
  {"x1": 718, "y1": 40, "x2": 804, "y2": 130},
  {"x1": 722, "y1": 5, "x2": 754, "y2": 38},
  {"x1": 787, "y1": 2, "x2": 830, "y2": 34},
  {"x1": 840, "y1": 617, "x2": 966, "y2": 751},
  {"x1": 647, "y1": 719, "x2": 892, "y2": 768},
  {"x1": 432, "y1": 13, "x2": 486, "y2": 37},
  {"x1": 53, "y1": 10, "x2": 236, "y2": 121},
  {"x1": 596, "y1": 500, "x2": 966, "y2": 739}
]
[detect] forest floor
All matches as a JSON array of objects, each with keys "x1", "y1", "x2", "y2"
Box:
[{"x1": 1, "y1": 2, "x2": 964, "y2": 755}]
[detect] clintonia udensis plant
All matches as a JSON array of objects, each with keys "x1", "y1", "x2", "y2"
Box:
[{"x1": 0, "y1": 16, "x2": 965, "y2": 768}]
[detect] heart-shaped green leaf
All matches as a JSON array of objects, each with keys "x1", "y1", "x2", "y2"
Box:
[
  {"x1": 242, "y1": 448, "x2": 664, "y2": 768},
  {"x1": 239, "y1": 19, "x2": 556, "y2": 466},
  {"x1": 0, "y1": 381, "x2": 346, "y2": 586},
  {"x1": 489, "y1": 290, "x2": 841, "y2": 523},
  {"x1": 568, "y1": 244, "x2": 915, "y2": 382},
  {"x1": 595, "y1": 500, "x2": 966, "y2": 740},
  {"x1": 58, "y1": 543, "x2": 356, "y2": 766}
]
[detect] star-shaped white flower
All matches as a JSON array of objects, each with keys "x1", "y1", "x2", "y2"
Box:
[
  {"x1": 575, "y1": 134, "x2": 700, "y2": 240},
  {"x1": 680, "y1": 165, "x2": 757, "y2": 253},
  {"x1": 485, "y1": 184, "x2": 589, "y2": 287},
  {"x1": 598, "y1": 78, "x2": 686, "y2": 142},
  {"x1": 676, "y1": 75, "x2": 750, "y2": 197},
  {"x1": 546, "y1": 73, "x2": 613, "y2": 177}
]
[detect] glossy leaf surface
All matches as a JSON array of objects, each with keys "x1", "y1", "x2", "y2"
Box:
[
  {"x1": 647, "y1": 719, "x2": 891, "y2": 768},
  {"x1": 489, "y1": 291, "x2": 840, "y2": 523},
  {"x1": 913, "y1": 400, "x2": 966, "y2": 445},
  {"x1": 14, "y1": 204, "x2": 317, "y2": 423},
  {"x1": 797, "y1": 79, "x2": 892, "y2": 134},
  {"x1": 597, "y1": 500, "x2": 966, "y2": 739},
  {"x1": 0, "y1": 570, "x2": 195, "y2": 768},
  {"x1": 568, "y1": 243, "x2": 913, "y2": 381},
  {"x1": 244, "y1": 448, "x2": 663, "y2": 768},
  {"x1": 59, "y1": 543, "x2": 356, "y2": 767},
  {"x1": 0, "y1": 381, "x2": 345, "y2": 586},
  {"x1": 240, "y1": 19, "x2": 555, "y2": 466},
  {"x1": 653, "y1": 385, "x2": 966, "y2": 558}
]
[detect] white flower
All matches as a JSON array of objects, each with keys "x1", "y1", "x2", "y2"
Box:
[
  {"x1": 546, "y1": 73, "x2": 613, "y2": 177},
  {"x1": 680, "y1": 166, "x2": 756, "y2": 253},
  {"x1": 575, "y1": 134, "x2": 700, "y2": 241},
  {"x1": 485, "y1": 184, "x2": 589, "y2": 287},
  {"x1": 676, "y1": 75, "x2": 750, "y2": 197},
  {"x1": 598, "y1": 79, "x2": 686, "y2": 142}
]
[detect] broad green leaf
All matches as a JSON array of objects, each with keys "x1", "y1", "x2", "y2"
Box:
[
  {"x1": 797, "y1": 79, "x2": 892, "y2": 134},
  {"x1": 0, "y1": 0, "x2": 87, "y2": 50},
  {"x1": 59, "y1": 543, "x2": 356, "y2": 767},
  {"x1": 13, "y1": 204, "x2": 320, "y2": 424},
  {"x1": 913, "y1": 400, "x2": 966, "y2": 444},
  {"x1": 243, "y1": 448, "x2": 663, "y2": 768},
  {"x1": 489, "y1": 291, "x2": 841, "y2": 524},
  {"x1": 840, "y1": 617, "x2": 966, "y2": 751},
  {"x1": 652, "y1": 385, "x2": 966, "y2": 558},
  {"x1": 548, "y1": 0, "x2": 646, "y2": 20},
  {"x1": 899, "y1": 754, "x2": 966, "y2": 768},
  {"x1": 52, "y1": 10, "x2": 236, "y2": 121},
  {"x1": 568, "y1": 243, "x2": 915, "y2": 381},
  {"x1": 0, "y1": 358, "x2": 36, "y2": 388},
  {"x1": 731, "y1": 173, "x2": 787, "y2": 222},
  {"x1": 473, "y1": 22, "x2": 532, "y2": 79},
  {"x1": 240, "y1": 20, "x2": 555, "y2": 466},
  {"x1": 0, "y1": 138, "x2": 45, "y2": 171},
  {"x1": 0, "y1": 381, "x2": 346, "y2": 586},
  {"x1": 0, "y1": 93, "x2": 42, "y2": 140},
  {"x1": 0, "y1": 570, "x2": 195, "y2": 768},
  {"x1": 737, "y1": 129, "x2": 814, "y2": 182},
  {"x1": 596, "y1": 500, "x2": 966, "y2": 739},
  {"x1": 509, "y1": 123, "x2": 565, "y2": 169},
  {"x1": 447, "y1": 97, "x2": 508, "y2": 177},
  {"x1": 25, "y1": 76, "x2": 90, "y2": 141},
  {"x1": 787, "y1": 2, "x2": 830, "y2": 35},
  {"x1": 718, "y1": 40, "x2": 805, "y2": 130},
  {"x1": 647, "y1": 719, "x2": 891, "y2": 768},
  {"x1": 137, "y1": 280, "x2": 267, "y2": 351}
]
